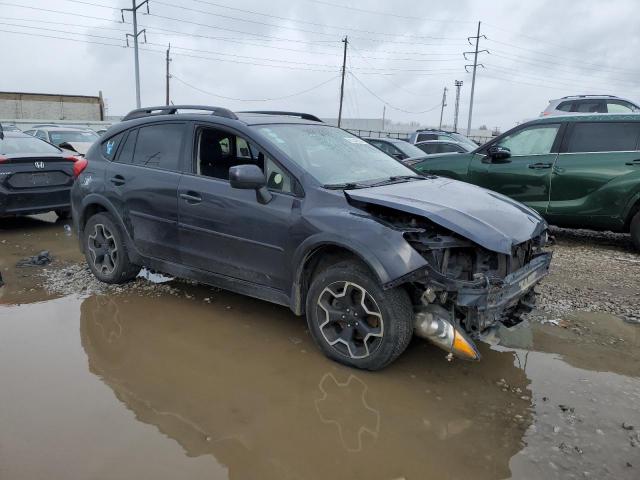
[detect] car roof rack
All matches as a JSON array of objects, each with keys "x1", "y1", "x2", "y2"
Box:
[
  {"x1": 560, "y1": 95, "x2": 616, "y2": 99},
  {"x1": 240, "y1": 111, "x2": 323, "y2": 122},
  {"x1": 122, "y1": 105, "x2": 238, "y2": 122}
]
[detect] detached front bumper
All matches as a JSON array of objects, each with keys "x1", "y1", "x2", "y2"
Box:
[{"x1": 455, "y1": 252, "x2": 552, "y2": 312}]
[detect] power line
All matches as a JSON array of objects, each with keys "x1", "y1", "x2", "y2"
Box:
[
  {"x1": 349, "y1": 72, "x2": 442, "y2": 115},
  {"x1": 171, "y1": 73, "x2": 340, "y2": 101},
  {"x1": 186, "y1": 0, "x2": 463, "y2": 40},
  {"x1": 307, "y1": 0, "x2": 476, "y2": 24}
]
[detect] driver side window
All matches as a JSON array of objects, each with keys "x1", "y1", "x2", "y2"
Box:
[
  {"x1": 195, "y1": 127, "x2": 294, "y2": 193},
  {"x1": 497, "y1": 125, "x2": 560, "y2": 156}
]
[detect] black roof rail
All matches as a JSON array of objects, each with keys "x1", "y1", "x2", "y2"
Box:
[
  {"x1": 122, "y1": 105, "x2": 238, "y2": 122},
  {"x1": 560, "y1": 94, "x2": 616, "y2": 99},
  {"x1": 240, "y1": 111, "x2": 323, "y2": 122}
]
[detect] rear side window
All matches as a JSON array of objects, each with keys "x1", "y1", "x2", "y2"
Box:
[
  {"x1": 606, "y1": 100, "x2": 637, "y2": 113},
  {"x1": 565, "y1": 122, "x2": 640, "y2": 153},
  {"x1": 417, "y1": 133, "x2": 437, "y2": 142},
  {"x1": 556, "y1": 101, "x2": 573, "y2": 112},
  {"x1": 439, "y1": 144, "x2": 463, "y2": 153},
  {"x1": 574, "y1": 100, "x2": 605, "y2": 113},
  {"x1": 101, "y1": 132, "x2": 125, "y2": 160},
  {"x1": 116, "y1": 130, "x2": 138, "y2": 164},
  {"x1": 132, "y1": 123, "x2": 185, "y2": 171}
]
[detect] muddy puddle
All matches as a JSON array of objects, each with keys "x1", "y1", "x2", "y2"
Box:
[{"x1": 1, "y1": 216, "x2": 639, "y2": 479}]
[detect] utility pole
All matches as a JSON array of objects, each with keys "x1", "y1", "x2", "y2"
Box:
[
  {"x1": 381, "y1": 105, "x2": 386, "y2": 130},
  {"x1": 121, "y1": 0, "x2": 150, "y2": 108},
  {"x1": 453, "y1": 80, "x2": 463, "y2": 132},
  {"x1": 338, "y1": 36, "x2": 348, "y2": 128},
  {"x1": 438, "y1": 86, "x2": 448, "y2": 130},
  {"x1": 464, "y1": 21, "x2": 488, "y2": 136},
  {"x1": 165, "y1": 43, "x2": 171, "y2": 106}
]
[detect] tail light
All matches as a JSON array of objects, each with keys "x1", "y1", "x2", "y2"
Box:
[
  {"x1": 0, "y1": 155, "x2": 7, "y2": 163},
  {"x1": 65, "y1": 155, "x2": 88, "y2": 178}
]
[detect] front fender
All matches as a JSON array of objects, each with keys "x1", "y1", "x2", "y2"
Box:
[{"x1": 289, "y1": 209, "x2": 428, "y2": 314}]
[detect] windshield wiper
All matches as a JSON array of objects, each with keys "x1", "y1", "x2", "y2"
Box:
[
  {"x1": 366, "y1": 175, "x2": 427, "y2": 187},
  {"x1": 323, "y1": 182, "x2": 368, "y2": 190}
]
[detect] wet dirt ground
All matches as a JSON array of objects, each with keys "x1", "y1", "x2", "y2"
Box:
[{"x1": 1, "y1": 215, "x2": 639, "y2": 480}]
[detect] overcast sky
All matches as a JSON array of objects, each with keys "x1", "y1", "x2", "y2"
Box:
[{"x1": 1, "y1": 0, "x2": 639, "y2": 130}]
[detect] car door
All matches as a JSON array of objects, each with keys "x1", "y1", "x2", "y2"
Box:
[
  {"x1": 467, "y1": 123, "x2": 562, "y2": 214},
  {"x1": 548, "y1": 121, "x2": 640, "y2": 223},
  {"x1": 103, "y1": 122, "x2": 186, "y2": 261},
  {"x1": 178, "y1": 123, "x2": 298, "y2": 291}
]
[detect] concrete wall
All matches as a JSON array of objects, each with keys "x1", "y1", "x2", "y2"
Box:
[{"x1": 0, "y1": 92, "x2": 104, "y2": 121}]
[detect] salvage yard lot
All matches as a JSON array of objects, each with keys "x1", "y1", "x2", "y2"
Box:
[{"x1": 1, "y1": 214, "x2": 639, "y2": 479}]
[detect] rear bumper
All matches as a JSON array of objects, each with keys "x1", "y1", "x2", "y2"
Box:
[{"x1": 0, "y1": 184, "x2": 72, "y2": 216}]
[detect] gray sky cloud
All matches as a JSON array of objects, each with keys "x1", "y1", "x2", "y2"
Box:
[{"x1": 1, "y1": 0, "x2": 638, "y2": 130}]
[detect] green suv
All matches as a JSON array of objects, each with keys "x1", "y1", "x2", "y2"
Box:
[{"x1": 413, "y1": 114, "x2": 640, "y2": 249}]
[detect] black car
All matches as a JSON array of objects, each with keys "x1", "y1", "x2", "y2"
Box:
[
  {"x1": 71, "y1": 105, "x2": 551, "y2": 371},
  {"x1": 0, "y1": 127, "x2": 87, "y2": 218}
]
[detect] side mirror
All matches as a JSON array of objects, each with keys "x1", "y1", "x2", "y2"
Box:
[
  {"x1": 229, "y1": 164, "x2": 273, "y2": 204},
  {"x1": 393, "y1": 153, "x2": 406, "y2": 160},
  {"x1": 487, "y1": 145, "x2": 512, "y2": 163}
]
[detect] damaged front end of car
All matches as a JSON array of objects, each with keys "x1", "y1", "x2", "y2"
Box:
[{"x1": 364, "y1": 204, "x2": 552, "y2": 361}]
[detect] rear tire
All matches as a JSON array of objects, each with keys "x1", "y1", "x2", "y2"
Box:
[
  {"x1": 631, "y1": 211, "x2": 640, "y2": 251},
  {"x1": 83, "y1": 213, "x2": 140, "y2": 284},
  {"x1": 305, "y1": 260, "x2": 413, "y2": 371}
]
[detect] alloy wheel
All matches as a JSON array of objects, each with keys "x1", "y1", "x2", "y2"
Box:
[
  {"x1": 316, "y1": 281, "x2": 384, "y2": 359},
  {"x1": 87, "y1": 223, "x2": 119, "y2": 276}
]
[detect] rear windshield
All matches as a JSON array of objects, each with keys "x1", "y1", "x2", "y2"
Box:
[
  {"x1": 0, "y1": 136, "x2": 62, "y2": 155},
  {"x1": 49, "y1": 131, "x2": 99, "y2": 145}
]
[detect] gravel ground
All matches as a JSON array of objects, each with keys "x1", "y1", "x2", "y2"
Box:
[
  {"x1": 38, "y1": 226, "x2": 640, "y2": 324},
  {"x1": 529, "y1": 227, "x2": 640, "y2": 324}
]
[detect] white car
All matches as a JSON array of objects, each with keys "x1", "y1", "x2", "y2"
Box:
[{"x1": 541, "y1": 95, "x2": 640, "y2": 116}]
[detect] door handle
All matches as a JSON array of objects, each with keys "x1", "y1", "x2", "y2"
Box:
[
  {"x1": 528, "y1": 162, "x2": 553, "y2": 169},
  {"x1": 625, "y1": 159, "x2": 640, "y2": 166},
  {"x1": 180, "y1": 191, "x2": 202, "y2": 204},
  {"x1": 110, "y1": 175, "x2": 125, "y2": 186}
]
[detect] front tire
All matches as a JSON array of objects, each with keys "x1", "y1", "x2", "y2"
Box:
[
  {"x1": 305, "y1": 260, "x2": 413, "y2": 371},
  {"x1": 631, "y1": 211, "x2": 640, "y2": 251},
  {"x1": 83, "y1": 213, "x2": 140, "y2": 284}
]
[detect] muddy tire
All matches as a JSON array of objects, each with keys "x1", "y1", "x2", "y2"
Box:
[
  {"x1": 305, "y1": 260, "x2": 413, "y2": 371},
  {"x1": 83, "y1": 212, "x2": 140, "y2": 284},
  {"x1": 55, "y1": 208, "x2": 72, "y2": 220},
  {"x1": 631, "y1": 211, "x2": 640, "y2": 251}
]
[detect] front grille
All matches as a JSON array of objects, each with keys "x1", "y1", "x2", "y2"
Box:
[{"x1": 7, "y1": 171, "x2": 71, "y2": 189}]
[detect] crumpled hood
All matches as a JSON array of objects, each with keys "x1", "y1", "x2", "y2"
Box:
[{"x1": 346, "y1": 177, "x2": 547, "y2": 254}]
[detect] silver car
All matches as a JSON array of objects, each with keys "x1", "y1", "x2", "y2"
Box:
[{"x1": 541, "y1": 95, "x2": 640, "y2": 116}]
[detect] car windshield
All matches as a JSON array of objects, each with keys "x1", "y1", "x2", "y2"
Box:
[
  {"x1": 254, "y1": 124, "x2": 416, "y2": 185},
  {"x1": 48, "y1": 130, "x2": 99, "y2": 145},
  {"x1": 392, "y1": 141, "x2": 427, "y2": 158},
  {"x1": 0, "y1": 135, "x2": 62, "y2": 155},
  {"x1": 449, "y1": 133, "x2": 477, "y2": 149}
]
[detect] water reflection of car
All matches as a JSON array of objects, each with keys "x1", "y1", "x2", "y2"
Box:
[
  {"x1": 415, "y1": 140, "x2": 475, "y2": 155},
  {"x1": 23, "y1": 126, "x2": 99, "y2": 155},
  {"x1": 72, "y1": 105, "x2": 551, "y2": 371},
  {"x1": 79, "y1": 294, "x2": 532, "y2": 480},
  {"x1": 0, "y1": 128, "x2": 87, "y2": 218},
  {"x1": 362, "y1": 137, "x2": 427, "y2": 165}
]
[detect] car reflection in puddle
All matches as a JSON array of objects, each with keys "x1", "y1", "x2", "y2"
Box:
[{"x1": 80, "y1": 294, "x2": 533, "y2": 480}]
